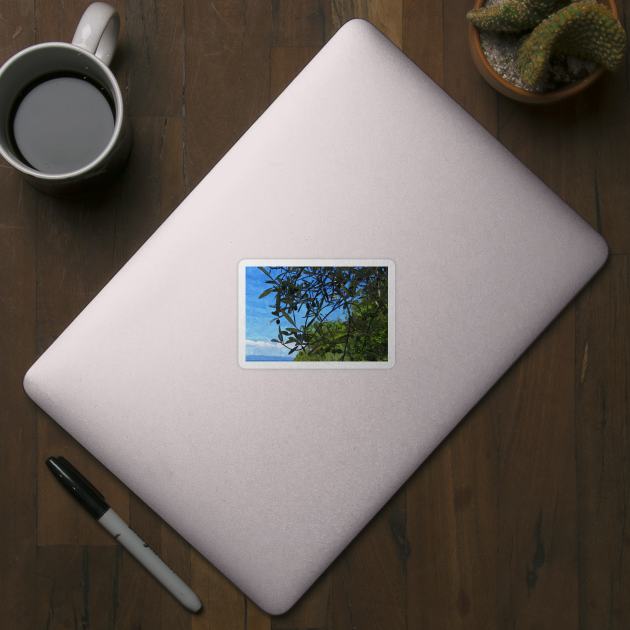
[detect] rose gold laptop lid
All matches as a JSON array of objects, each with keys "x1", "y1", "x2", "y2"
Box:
[{"x1": 24, "y1": 19, "x2": 607, "y2": 614}]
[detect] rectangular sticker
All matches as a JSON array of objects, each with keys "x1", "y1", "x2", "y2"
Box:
[{"x1": 238, "y1": 260, "x2": 395, "y2": 369}]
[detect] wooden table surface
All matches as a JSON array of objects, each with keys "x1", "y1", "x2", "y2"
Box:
[{"x1": 1, "y1": 0, "x2": 629, "y2": 628}]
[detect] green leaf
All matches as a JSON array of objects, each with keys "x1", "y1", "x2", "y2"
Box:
[
  {"x1": 329, "y1": 337, "x2": 348, "y2": 346},
  {"x1": 258, "y1": 267, "x2": 272, "y2": 278},
  {"x1": 281, "y1": 309, "x2": 296, "y2": 328},
  {"x1": 271, "y1": 339, "x2": 279, "y2": 343},
  {"x1": 258, "y1": 288, "x2": 273, "y2": 299}
]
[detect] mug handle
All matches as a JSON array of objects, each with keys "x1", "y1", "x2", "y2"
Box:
[{"x1": 71, "y1": 2, "x2": 120, "y2": 67}]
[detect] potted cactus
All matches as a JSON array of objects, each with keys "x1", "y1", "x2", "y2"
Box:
[{"x1": 467, "y1": 0, "x2": 627, "y2": 102}]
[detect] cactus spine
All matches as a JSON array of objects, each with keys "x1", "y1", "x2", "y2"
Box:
[
  {"x1": 516, "y1": 1, "x2": 627, "y2": 85},
  {"x1": 467, "y1": 0, "x2": 568, "y2": 33}
]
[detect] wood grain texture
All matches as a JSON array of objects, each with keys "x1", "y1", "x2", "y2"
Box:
[
  {"x1": 331, "y1": 486, "x2": 408, "y2": 630},
  {"x1": 111, "y1": 116, "x2": 185, "y2": 269},
  {"x1": 125, "y1": 0, "x2": 184, "y2": 117},
  {"x1": 36, "y1": 545, "x2": 119, "y2": 630},
  {"x1": 271, "y1": 0, "x2": 332, "y2": 46},
  {"x1": 583, "y1": 72, "x2": 630, "y2": 254},
  {"x1": 495, "y1": 77, "x2": 629, "y2": 256},
  {"x1": 443, "y1": 0, "x2": 497, "y2": 131},
  {"x1": 0, "y1": 138, "x2": 38, "y2": 630},
  {"x1": 1, "y1": 0, "x2": 629, "y2": 627},
  {"x1": 576, "y1": 256, "x2": 630, "y2": 629},
  {"x1": 332, "y1": 0, "x2": 403, "y2": 48},
  {"x1": 270, "y1": 47, "x2": 322, "y2": 102},
  {"x1": 403, "y1": 0, "x2": 444, "y2": 87},
  {"x1": 271, "y1": 573, "x2": 332, "y2": 629},
  {"x1": 0, "y1": 5, "x2": 39, "y2": 629},
  {"x1": 190, "y1": 548, "x2": 249, "y2": 630},
  {"x1": 184, "y1": 0, "x2": 271, "y2": 191},
  {"x1": 497, "y1": 304, "x2": 579, "y2": 629},
  {"x1": 407, "y1": 393, "x2": 498, "y2": 629}
]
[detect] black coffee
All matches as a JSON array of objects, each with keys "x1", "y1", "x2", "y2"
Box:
[{"x1": 10, "y1": 73, "x2": 115, "y2": 174}]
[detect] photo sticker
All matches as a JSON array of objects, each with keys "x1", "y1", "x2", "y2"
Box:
[{"x1": 238, "y1": 260, "x2": 395, "y2": 369}]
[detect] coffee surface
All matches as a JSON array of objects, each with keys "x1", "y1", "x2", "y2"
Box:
[{"x1": 12, "y1": 74, "x2": 115, "y2": 174}]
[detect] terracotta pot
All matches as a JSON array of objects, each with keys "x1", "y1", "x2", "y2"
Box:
[{"x1": 468, "y1": 0, "x2": 619, "y2": 103}]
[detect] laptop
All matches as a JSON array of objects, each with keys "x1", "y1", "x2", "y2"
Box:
[{"x1": 23, "y1": 19, "x2": 608, "y2": 614}]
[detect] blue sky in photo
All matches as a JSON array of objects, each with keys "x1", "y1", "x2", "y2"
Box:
[
  {"x1": 245, "y1": 266, "x2": 345, "y2": 357},
  {"x1": 245, "y1": 267, "x2": 293, "y2": 357}
]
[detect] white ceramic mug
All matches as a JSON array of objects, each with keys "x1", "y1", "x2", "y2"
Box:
[{"x1": 0, "y1": 2, "x2": 131, "y2": 197}]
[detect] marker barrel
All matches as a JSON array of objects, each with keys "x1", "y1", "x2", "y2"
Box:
[{"x1": 99, "y1": 508, "x2": 202, "y2": 612}]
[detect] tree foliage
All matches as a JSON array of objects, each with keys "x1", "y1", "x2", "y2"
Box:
[{"x1": 257, "y1": 266, "x2": 388, "y2": 361}]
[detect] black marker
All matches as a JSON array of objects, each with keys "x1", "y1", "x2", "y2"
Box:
[{"x1": 46, "y1": 456, "x2": 202, "y2": 612}]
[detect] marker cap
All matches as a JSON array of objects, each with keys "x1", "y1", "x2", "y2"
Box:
[{"x1": 46, "y1": 456, "x2": 110, "y2": 519}]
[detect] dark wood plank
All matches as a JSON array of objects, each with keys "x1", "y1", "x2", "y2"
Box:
[
  {"x1": 190, "y1": 549, "x2": 248, "y2": 630},
  {"x1": 0, "y1": 1, "x2": 36, "y2": 53},
  {"x1": 270, "y1": 47, "x2": 321, "y2": 103},
  {"x1": 125, "y1": 0, "x2": 184, "y2": 117},
  {"x1": 36, "y1": 545, "x2": 118, "y2": 630},
  {"x1": 272, "y1": 0, "x2": 331, "y2": 46},
  {"x1": 247, "y1": 600, "x2": 272, "y2": 630},
  {"x1": 443, "y1": 0, "x2": 498, "y2": 131},
  {"x1": 112, "y1": 116, "x2": 185, "y2": 270},
  {"x1": 576, "y1": 256, "x2": 630, "y2": 629},
  {"x1": 0, "y1": 132, "x2": 39, "y2": 630},
  {"x1": 496, "y1": 97, "x2": 598, "y2": 222},
  {"x1": 271, "y1": 574, "x2": 332, "y2": 629},
  {"x1": 330, "y1": 486, "x2": 408, "y2": 630},
  {"x1": 331, "y1": 0, "x2": 402, "y2": 48},
  {"x1": 33, "y1": 188, "x2": 121, "y2": 354},
  {"x1": 407, "y1": 394, "x2": 499, "y2": 629},
  {"x1": 36, "y1": 0, "x2": 120, "y2": 44},
  {"x1": 497, "y1": 305, "x2": 578, "y2": 628},
  {"x1": 184, "y1": 0, "x2": 272, "y2": 192},
  {"x1": 402, "y1": 0, "x2": 444, "y2": 88},
  {"x1": 159, "y1": 117, "x2": 187, "y2": 220},
  {"x1": 0, "y1": 4, "x2": 39, "y2": 629},
  {"x1": 582, "y1": 71, "x2": 630, "y2": 254}
]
